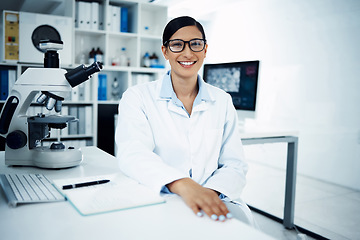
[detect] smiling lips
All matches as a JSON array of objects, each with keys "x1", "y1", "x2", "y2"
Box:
[{"x1": 179, "y1": 61, "x2": 196, "y2": 67}]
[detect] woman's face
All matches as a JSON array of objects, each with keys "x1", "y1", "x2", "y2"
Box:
[{"x1": 162, "y1": 25, "x2": 207, "y2": 81}]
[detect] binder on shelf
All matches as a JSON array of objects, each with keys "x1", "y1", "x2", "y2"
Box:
[
  {"x1": 84, "y1": 81, "x2": 91, "y2": 102},
  {"x1": 85, "y1": 106, "x2": 92, "y2": 135},
  {"x1": 91, "y1": 2, "x2": 99, "y2": 30},
  {"x1": 78, "y1": 106, "x2": 86, "y2": 135},
  {"x1": 75, "y1": 1, "x2": 79, "y2": 28},
  {"x1": 98, "y1": 74, "x2": 107, "y2": 100},
  {"x1": 8, "y1": 70, "x2": 16, "y2": 96},
  {"x1": 0, "y1": 70, "x2": 9, "y2": 100},
  {"x1": 120, "y1": 7, "x2": 128, "y2": 32},
  {"x1": 84, "y1": 1, "x2": 92, "y2": 30},
  {"x1": 0, "y1": 70, "x2": 16, "y2": 100},
  {"x1": 111, "y1": 5, "x2": 121, "y2": 32},
  {"x1": 71, "y1": 85, "x2": 79, "y2": 102},
  {"x1": 76, "y1": 1, "x2": 85, "y2": 29},
  {"x1": 98, "y1": 4, "x2": 104, "y2": 30},
  {"x1": 106, "y1": 4, "x2": 112, "y2": 31},
  {"x1": 68, "y1": 106, "x2": 79, "y2": 135},
  {"x1": 78, "y1": 84, "x2": 85, "y2": 101}
]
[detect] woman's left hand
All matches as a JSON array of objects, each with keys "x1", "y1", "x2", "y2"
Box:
[{"x1": 166, "y1": 178, "x2": 230, "y2": 221}]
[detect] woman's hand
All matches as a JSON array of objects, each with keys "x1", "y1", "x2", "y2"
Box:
[{"x1": 166, "y1": 178, "x2": 231, "y2": 221}]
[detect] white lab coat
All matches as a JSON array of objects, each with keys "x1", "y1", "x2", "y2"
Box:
[{"x1": 115, "y1": 73, "x2": 248, "y2": 201}]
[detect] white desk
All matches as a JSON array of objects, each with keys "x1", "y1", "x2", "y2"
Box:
[
  {"x1": 0, "y1": 147, "x2": 274, "y2": 240},
  {"x1": 240, "y1": 130, "x2": 298, "y2": 229}
]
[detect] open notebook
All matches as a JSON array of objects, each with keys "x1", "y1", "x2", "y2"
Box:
[{"x1": 53, "y1": 174, "x2": 165, "y2": 216}]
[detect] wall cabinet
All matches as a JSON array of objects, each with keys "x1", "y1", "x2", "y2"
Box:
[{"x1": 0, "y1": 0, "x2": 168, "y2": 153}]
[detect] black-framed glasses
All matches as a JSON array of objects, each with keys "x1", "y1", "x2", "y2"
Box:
[{"x1": 165, "y1": 38, "x2": 206, "y2": 53}]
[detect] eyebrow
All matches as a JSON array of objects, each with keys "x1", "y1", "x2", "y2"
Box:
[{"x1": 168, "y1": 38, "x2": 203, "y2": 41}]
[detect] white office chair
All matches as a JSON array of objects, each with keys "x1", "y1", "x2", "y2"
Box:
[{"x1": 224, "y1": 198, "x2": 260, "y2": 229}]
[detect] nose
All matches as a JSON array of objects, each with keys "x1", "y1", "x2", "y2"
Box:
[{"x1": 182, "y1": 42, "x2": 193, "y2": 56}]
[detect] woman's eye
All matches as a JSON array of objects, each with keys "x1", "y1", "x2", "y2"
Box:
[
  {"x1": 191, "y1": 41, "x2": 203, "y2": 47},
  {"x1": 171, "y1": 42, "x2": 183, "y2": 47}
]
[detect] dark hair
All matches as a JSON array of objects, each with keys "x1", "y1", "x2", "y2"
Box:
[{"x1": 162, "y1": 16, "x2": 206, "y2": 46}]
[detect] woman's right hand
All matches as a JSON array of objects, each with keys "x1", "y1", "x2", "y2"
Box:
[{"x1": 166, "y1": 178, "x2": 231, "y2": 221}]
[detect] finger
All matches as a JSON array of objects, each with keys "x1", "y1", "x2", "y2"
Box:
[
  {"x1": 202, "y1": 200, "x2": 223, "y2": 221},
  {"x1": 201, "y1": 205, "x2": 216, "y2": 220},
  {"x1": 208, "y1": 199, "x2": 230, "y2": 221},
  {"x1": 217, "y1": 202, "x2": 230, "y2": 221},
  {"x1": 189, "y1": 204, "x2": 203, "y2": 217},
  {"x1": 218, "y1": 201, "x2": 230, "y2": 216},
  {"x1": 210, "y1": 205, "x2": 225, "y2": 221}
]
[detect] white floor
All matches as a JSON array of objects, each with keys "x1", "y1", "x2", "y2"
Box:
[
  {"x1": 242, "y1": 144, "x2": 360, "y2": 240},
  {"x1": 251, "y1": 210, "x2": 316, "y2": 240}
]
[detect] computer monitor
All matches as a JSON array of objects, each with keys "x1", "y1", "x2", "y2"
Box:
[{"x1": 203, "y1": 60, "x2": 260, "y2": 124}]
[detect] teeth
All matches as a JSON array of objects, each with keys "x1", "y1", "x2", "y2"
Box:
[{"x1": 179, "y1": 61, "x2": 195, "y2": 66}]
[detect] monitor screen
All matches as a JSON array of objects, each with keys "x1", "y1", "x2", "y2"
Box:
[{"x1": 203, "y1": 60, "x2": 259, "y2": 111}]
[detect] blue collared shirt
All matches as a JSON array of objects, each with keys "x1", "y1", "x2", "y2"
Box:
[
  {"x1": 159, "y1": 72, "x2": 215, "y2": 194},
  {"x1": 159, "y1": 71, "x2": 212, "y2": 117}
]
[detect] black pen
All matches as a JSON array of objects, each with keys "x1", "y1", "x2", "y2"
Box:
[{"x1": 62, "y1": 179, "x2": 110, "y2": 190}]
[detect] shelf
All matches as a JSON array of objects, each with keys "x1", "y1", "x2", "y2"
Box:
[
  {"x1": 75, "y1": 28, "x2": 106, "y2": 36},
  {"x1": 0, "y1": 0, "x2": 167, "y2": 154},
  {"x1": 108, "y1": 31, "x2": 138, "y2": 38},
  {"x1": 102, "y1": 65, "x2": 165, "y2": 72},
  {"x1": 98, "y1": 100, "x2": 119, "y2": 105},
  {"x1": 62, "y1": 101, "x2": 94, "y2": 105}
]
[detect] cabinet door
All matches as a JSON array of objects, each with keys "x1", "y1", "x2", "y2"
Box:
[{"x1": 97, "y1": 103, "x2": 118, "y2": 155}]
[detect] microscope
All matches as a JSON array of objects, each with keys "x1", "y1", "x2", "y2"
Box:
[{"x1": 0, "y1": 40, "x2": 102, "y2": 168}]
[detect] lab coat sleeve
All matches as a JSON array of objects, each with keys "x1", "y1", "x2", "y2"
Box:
[
  {"x1": 203, "y1": 95, "x2": 248, "y2": 200},
  {"x1": 115, "y1": 87, "x2": 187, "y2": 193}
]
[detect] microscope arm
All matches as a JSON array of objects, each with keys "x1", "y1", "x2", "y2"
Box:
[{"x1": 0, "y1": 96, "x2": 19, "y2": 135}]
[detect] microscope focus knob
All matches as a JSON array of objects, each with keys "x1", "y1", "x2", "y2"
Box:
[{"x1": 7, "y1": 130, "x2": 27, "y2": 149}]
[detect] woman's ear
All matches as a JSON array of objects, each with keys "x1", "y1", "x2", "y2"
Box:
[
  {"x1": 203, "y1": 44, "x2": 208, "y2": 58},
  {"x1": 161, "y1": 45, "x2": 169, "y2": 60}
]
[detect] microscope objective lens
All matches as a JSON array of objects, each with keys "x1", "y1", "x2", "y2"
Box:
[
  {"x1": 46, "y1": 98, "x2": 56, "y2": 110},
  {"x1": 55, "y1": 100, "x2": 62, "y2": 113},
  {"x1": 36, "y1": 93, "x2": 48, "y2": 104}
]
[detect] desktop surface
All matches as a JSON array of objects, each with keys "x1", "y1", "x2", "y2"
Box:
[
  {"x1": 238, "y1": 123, "x2": 298, "y2": 139},
  {"x1": 0, "y1": 147, "x2": 274, "y2": 240}
]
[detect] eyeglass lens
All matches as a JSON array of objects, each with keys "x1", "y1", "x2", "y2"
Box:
[{"x1": 168, "y1": 39, "x2": 205, "y2": 52}]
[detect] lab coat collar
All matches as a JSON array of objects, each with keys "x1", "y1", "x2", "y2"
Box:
[
  {"x1": 158, "y1": 71, "x2": 173, "y2": 100},
  {"x1": 158, "y1": 71, "x2": 214, "y2": 104}
]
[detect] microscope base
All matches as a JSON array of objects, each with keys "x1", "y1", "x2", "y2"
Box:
[{"x1": 5, "y1": 147, "x2": 83, "y2": 169}]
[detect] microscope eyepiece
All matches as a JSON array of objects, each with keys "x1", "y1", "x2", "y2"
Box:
[{"x1": 65, "y1": 61, "x2": 103, "y2": 88}]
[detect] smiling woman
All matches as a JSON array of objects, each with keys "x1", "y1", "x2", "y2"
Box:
[
  {"x1": 161, "y1": 22, "x2": 207, "y2": 95},
  {"x1": 115, "y1": 16, "x2": 257, "y2": 227}
]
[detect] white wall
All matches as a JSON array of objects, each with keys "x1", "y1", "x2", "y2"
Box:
[{"x1": 205, "y1": 0, "x2": 360, "y2": 190}]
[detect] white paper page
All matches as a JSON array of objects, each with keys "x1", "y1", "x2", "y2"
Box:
[{"x1": 53, "y1": 174, "x2": 165, "y2": 215}]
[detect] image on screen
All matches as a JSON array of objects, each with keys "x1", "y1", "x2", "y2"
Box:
[{"x1": 205, "y1": 67, "x2": 241, "y2": 92}]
